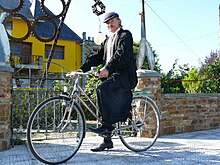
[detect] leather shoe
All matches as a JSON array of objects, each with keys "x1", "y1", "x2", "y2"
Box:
[
  {"x1": 91, "y1": 142, "x2": 113, "y2": 152},
  {"x1": 89, "y1": 125, "x2": 115, "y2": 135}
]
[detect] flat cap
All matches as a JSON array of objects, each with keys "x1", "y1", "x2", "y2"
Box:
[{"x1": 103, "y1": 12, "x2": 119, "y2": 23}]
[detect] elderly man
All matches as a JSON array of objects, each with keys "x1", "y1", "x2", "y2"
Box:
[{"x1": 74, "y1": 12, "x2": 137, "y2": 151}]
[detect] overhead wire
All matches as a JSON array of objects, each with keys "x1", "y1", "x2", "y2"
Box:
[
  {"x1": 128, "y1": 13, "x2": 139, "y2": 30},
  {"x1": 144, "y1": 1, "x2": 199, "y2": 57},
  {"x1": 156, "y1": 31, "x2": 218, "y2": 47}
]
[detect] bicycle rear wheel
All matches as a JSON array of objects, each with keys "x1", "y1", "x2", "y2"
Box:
[
  {"x1": 119, "y1": 96, "x2": 160, "y2": 152},
  {"x1": 27, "y1": 96, "x2": 85, "y2": 164}
]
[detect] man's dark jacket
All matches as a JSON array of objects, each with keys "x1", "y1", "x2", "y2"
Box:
[{"x1": 80, "y1": 28, "x2": 137, "y2": 90}]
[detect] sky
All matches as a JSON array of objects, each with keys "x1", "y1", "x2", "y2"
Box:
[{"x1": 41, "y1": 0, "x2": 219, "y2": 73}]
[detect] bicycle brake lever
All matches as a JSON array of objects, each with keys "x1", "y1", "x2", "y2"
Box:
[{"x1": 66, "y1": 72, "x2": 72, "y2": 77}]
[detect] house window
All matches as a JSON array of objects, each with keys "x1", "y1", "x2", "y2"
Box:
[
  {"x1": 10, "y1": 42, "x2": 32, "y2": 56},
  {"x1": 10, "y1": 41, "x2": 32, "y2": 64},
  {"x1": 10, "y1": 42, "x2": 22, "y2": 56},
  {"x1": 45, "y1": 45, "x2": 64, "y2": 59}
]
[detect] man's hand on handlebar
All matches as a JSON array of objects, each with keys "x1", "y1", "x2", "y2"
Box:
[
  {"x1": 67, "y1": 67, "x2": 109, "y2": 79},
  {"x1": 98, "y1": 67, "x2": 109, "y2": 78}
]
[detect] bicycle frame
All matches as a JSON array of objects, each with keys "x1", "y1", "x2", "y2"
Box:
[
  {"x1": 59, "y1": 71, "x2": 159, "y2": 135},
  {"x1": 58, "y1": 72, "x2": 102, "y2": 132},
  {"x1": 72, "y1": 77, "x2": 101, "y2": 122}
]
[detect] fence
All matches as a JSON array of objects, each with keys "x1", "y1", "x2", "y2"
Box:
[
  {"x1": 10, "y1": 55, "x2": 42, "y2": 66},
  {"x1": 10, "y1": 61, "x2": 70, "y2": 145},
  {"x1": 11, "y1": 89, "x2": 59, "y2": 144}
]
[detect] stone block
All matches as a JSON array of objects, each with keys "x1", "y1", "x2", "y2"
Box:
[{"x1": 0, "y1": 68, "x2": 13, "y2": 151}]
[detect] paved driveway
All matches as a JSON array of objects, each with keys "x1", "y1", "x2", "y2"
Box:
[{"x1": 0, "y1": 128, "x2": 220, "y2": 165}]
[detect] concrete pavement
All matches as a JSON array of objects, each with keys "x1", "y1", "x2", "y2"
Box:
[{"x1": 0, "y1": 128, "x2": 220, "y2": 165}]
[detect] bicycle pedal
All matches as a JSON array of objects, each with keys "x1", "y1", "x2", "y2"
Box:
[{"x1": 99, "y1": 133, "x2": 113, "y2": 138}]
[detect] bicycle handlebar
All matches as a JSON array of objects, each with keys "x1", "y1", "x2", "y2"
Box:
[
  {"x1": 66, "y1": 66, "x2": 98, "y2": 77},
  {"x1": 66, "y1": 72, "x2": 87, "y2": 77}
]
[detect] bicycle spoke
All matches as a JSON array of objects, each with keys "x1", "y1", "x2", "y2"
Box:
[
  {"x1": 27, "y1": 96, "x2": 85, "y2": 164},
  {"x1": 119, "y1": 96, "x2": 160, "y2": 152}
]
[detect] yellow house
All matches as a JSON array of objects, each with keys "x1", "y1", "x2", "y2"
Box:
[{"x1": 2, "y1": 0, "x2": 82, "y2": 86}]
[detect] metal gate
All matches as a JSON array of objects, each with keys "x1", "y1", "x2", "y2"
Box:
[{"x1": 11, "y1": 61, "x2": 69, "y2": 145}]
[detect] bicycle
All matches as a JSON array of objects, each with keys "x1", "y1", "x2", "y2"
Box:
[{"x1": 27, "y1": 68, "x2": 161, "y2": 164}]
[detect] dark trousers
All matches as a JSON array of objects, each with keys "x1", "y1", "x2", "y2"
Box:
[{"x1": 96, "y1": 76, "x2": 132, "y2": 128}]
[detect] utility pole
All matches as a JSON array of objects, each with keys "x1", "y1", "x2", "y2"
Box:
[
  {"x1": 141, "y1": 0, "x2": 146, "y2": 40},
  {"x1": 137, "y1": 0, "x2": 155, "y2": 70}
]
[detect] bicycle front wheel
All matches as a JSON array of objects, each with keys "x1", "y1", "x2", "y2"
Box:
[
  {"x1": 27, "y1": 96, "x2": 85, "y2": 164},
  {"x1": 119, "y1": 96, "x2": 160, "y2": 152}
]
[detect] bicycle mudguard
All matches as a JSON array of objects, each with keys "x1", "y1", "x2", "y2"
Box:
[{"x1": 133, "y1": 90, "x2": 151, "y2": 95}]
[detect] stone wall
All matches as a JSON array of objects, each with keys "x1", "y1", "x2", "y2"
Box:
[
  {"x1": 136, "y1": 70, "x2": 220, "y2": 136},
  {"x1": 0, "y1": 65, "x2": 13, "y2": 151},
  {"x1": 160, "y1": 93, "x2": 220, "y2": 135}
]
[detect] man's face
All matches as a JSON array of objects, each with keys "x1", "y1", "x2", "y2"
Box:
[{"x1": 105, "y1": 17, "x2": 121, "y2": 33}]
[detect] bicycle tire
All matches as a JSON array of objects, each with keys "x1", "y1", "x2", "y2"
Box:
[
  {"x1": 119, "y1": 95, "x2": 160, "y2": 152},
  {"x1": 27, "y1": 95, "x2": 86, "y2": 164},
  {"x1": 0, "y1": 0, "x2": 24, "y2": 13}
]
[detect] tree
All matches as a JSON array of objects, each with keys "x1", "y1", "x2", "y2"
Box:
[
  {"x1": 161, "y1": 59, "x2": 188, "y2": 93},
  {"x1": 182, "y1": 67, "x2": 202, "y2": 93},
  {"x1": 161, "y1": 59, "x2": 194, "y2": 93},
  {"x1": 199, "y1": 51, "x2": 220, "y2": 93}
]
